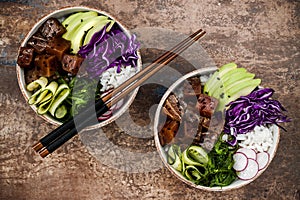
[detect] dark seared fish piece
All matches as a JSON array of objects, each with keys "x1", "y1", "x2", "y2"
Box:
[
  {"x1": 199, "y1": 111, "x2": 224, "y2": 152},
  {"x1": 162, "y1": 94, "x2": 183, "y2": 122},
  {"x1": 159, "y1": 119, "x2": 180, "y2": 146},
  {"x1": 39, "y1": 18, "x2": 66, "y2": 39},
  {"x1": 17, "y1": 47, "x2": 35, "y2": 68},
  {"x1": 61, "y1": 54, "x2": 84, "y2": 75},
  {"x1": 46, "y1": 37, "x2": 71, "y2": 61},
  {"x1": 183, "y1": 76, "x2": 202, "y2": 97},
  {"x1": 196, "y1": 94, "x2": 219, "y2": 118}
]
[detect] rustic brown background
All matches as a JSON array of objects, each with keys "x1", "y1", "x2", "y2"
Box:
[{"x1": 0, "y1": 0, "x2": 299, "y2": 199}]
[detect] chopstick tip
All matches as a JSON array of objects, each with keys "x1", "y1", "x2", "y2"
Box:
[
  {"x1": 39, "y1": 149, "x2": 50, "y2": 158},
  {"x1": 32, "y1": 142, "x2": 44, "y2": 152}
]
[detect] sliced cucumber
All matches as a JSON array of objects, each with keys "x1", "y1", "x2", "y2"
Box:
[
  {"x1": 55, "y1": 104, "x2": 68, "y2": 119},
  {"x1": 36, "y1": 81, "x2": 58, "y2": 115},
  {"x1": 49, "y1": 83, "x2": 70, "y2": 116},
  {"x1": 26, "y1": 76, "x2": 48, "y2": 91}
]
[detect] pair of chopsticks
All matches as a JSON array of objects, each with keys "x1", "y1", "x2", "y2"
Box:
[{"x1": 32, "y1": 29, "x2": 206, "y2": 158}]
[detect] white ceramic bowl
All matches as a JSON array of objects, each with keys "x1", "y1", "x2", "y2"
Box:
[
  {"x1": 16, "y1": 6, "x2": 142, "y2": 130},
  {"x1": 153, "y1": 67, "x2": 280, "y2": 191}
]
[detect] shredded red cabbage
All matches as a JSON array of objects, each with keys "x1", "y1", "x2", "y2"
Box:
[
  {"x1": 224, "y1": 88, "x2": 290, "y2": 146},
  {"x1": 78, "y1": 23, "x2": 140, "y2": 78}
]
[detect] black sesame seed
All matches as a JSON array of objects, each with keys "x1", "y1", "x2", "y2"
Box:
[{"x1": 220, "y1": 93, "x2": 224, "y2": 99}]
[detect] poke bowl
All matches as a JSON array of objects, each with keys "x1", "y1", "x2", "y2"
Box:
[
  {"x1": 16, "y1": 6, "x2": 142, "y2": 130},
  {"x1": 154, "y1": 65, "x2": 290, "y2": 191}
]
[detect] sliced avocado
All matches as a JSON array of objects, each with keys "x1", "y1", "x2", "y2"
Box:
[
  {"x1": 209, "y1": 68, "x2": 249, "y2": 95},
  {"x1": 203, "y1": 62, "x2": 237, "y2": 94},
  {"x1": 83, "y1": 20, "x2": 114, "y2": 46},
  {"x1": 216, "y1": 96, "x2": 229, "y2": 112},
  {"x1": 218, "y1": 62, "x2": 238, "y2": 77},
  {"x1": 62, "y1": 11, "x2": 98, "y2": 41},
  {"x1": 211, "y1": 76, "x2": 254, "y2": 99},
  {"x1": 68, "y1": 16, "x2": 109, "y2": 53},
  {"x1": 223, "y1": 73, "x2": 255, "y2": 88},
  {"x1": 228, "y1": 81, "x2": 261, "y2": 102},
  {"x1": 203, "y1": 70, "x2": 219, "y2": 94},
  {"x1": 62, "y1": 12, "x2": 83, "y2": 27},
  {"x1": 226, "y1": 79, "x2": 261, "y2": 98}
]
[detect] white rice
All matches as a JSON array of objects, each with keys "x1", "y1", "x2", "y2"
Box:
[
  {"x1": 236, "y1": 125, "x2": 274, "y2": 152},
  {"x1": 99, "y1": 65, "x2": 137, "y2": 92}
]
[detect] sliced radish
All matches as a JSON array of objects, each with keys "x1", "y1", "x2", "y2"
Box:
[
  {"x1": 256, "y1": 151, "x2": 270, "y2": 171},
  {"x1": 98, "y1": 111, "x2": 112, "y2": 120},
  {"x1": 102, "y1": 110, "x2": 113, "y2": 117},
  {"x1": 237, "y1": 158, "x2": 259, "y2": 180},
  {"x1": 111, "y1": 99, "x2": 124, "y2": 111},
  {"x1": 233, "y1": 152, "x2": 248, "y2": 172},
  {"x1": 237, "y1": 148, "x2": 257, "y2": 160}
]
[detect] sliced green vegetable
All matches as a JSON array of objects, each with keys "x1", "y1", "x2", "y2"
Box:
[
  {"x1": 26, "y1": 77, "x2": 48, "y2": 91},
  {"x1": 167, "y1": 145, "x2": 182, "y2": 172},
  {"x1": 184, "y1": 165, "x2": 207, "y2": 183},
  {"x1": 28, "y1": 88, "x2": 42, "y2": 105},
  {"x1": 182, "y1": 146, "x2": 208, "y2": 167},
  {"x1": 27, "y1": 77, "x2": 49, "y2": 105},
  {"x1": 34, "y1": 90, "x2": 49, "y2": 105},
  {"x1": 37, "y1": 81, "x2": 58, "y2": 115},
  {"x1": 188, "y1": 146, "x2": 209, "y2": 164},
  {"x1": 62, "y1": 11, "x2": 98, "y2": 41},
  {"x1": 62, "y1": 12, "x2": 83, "y2": 27},
  {"x1": 167, "y1": 134, "x2": 238, "y2": 187},
  {"x1": 83, "y1": 20, "x2": 114, "y2": 46},
  {"x1": 49, "y1": 83, "x2": 70, "y2": 116},
  {"x1": 68, "y1": 15, "x2": 109, "y2": 53},
  {"x1": 54, "y1": 104, "x2": 68, "y2": 119}
]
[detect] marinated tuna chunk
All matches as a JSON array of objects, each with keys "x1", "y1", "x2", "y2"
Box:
[
  {"x1": 159, "y1": 119, "x2": 180, "y2": 146},
  {"x1": 27, "y1": 33, "x2": 47, "y2": 54},
  {"x1": 34, "y1": 54, "x2": 58, "y2": 77},
  {"x1": 196, "y1": 94, "x2": 219, "y2": 118},
  {"x1": 183, "y1": 77, "x2": 202, "y2": 97},
  {"x1": 46, "y1": 37, "x2": 71, "y2": 61},
  {"x1": 62, "y1": 54, "x2": 84, "y2": 75},
  {"x1": 162, "y1": 94, "x2": 183, "y2": 122},
  {"x1": 40, "y1": 18, "x2": 66, "y2": 39},
  {"x1": 17, "y1": 47, "x2": 35, "y2": 68}
]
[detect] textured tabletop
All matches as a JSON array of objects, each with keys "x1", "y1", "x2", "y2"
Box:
[{"x1": 0, "y1": 0, "x2": 299, "y2": 199}]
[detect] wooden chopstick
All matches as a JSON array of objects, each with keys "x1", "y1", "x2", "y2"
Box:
[{"x1": 35, "y1": 29, "x2": 206, "y2": 158}]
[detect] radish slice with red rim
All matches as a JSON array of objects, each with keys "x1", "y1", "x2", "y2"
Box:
[
  {"x1": 237, "y1": 148, "x2": 257, "y2": 160},
  {"x1": 237, "y1": 158, "x2": 259, "y2": 180},
  {"x1": 111, "y1": 99, "x2": 124, "y2": 111},
  {"x1": 233, "y1": 152, "x2": 248, "y2": 172},
  {"x1": 102, "y1": 110, "x2": 113, "y2": 117},
  {"x1": 257, "y1": 151, "x2": 270, "y2": 171},
  {"x1": 98, "y1": 110, "x2": 113, "y2": 121}
]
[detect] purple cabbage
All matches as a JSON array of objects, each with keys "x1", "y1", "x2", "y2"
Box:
[
  {"x1": 224, "y1": 88, "x2": 291, "y2": 146},
  {"x1": 78, "y1": 23, "x2": 140, "y2": 78}
]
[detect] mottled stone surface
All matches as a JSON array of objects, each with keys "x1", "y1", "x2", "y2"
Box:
[{"x1": 0, "y1": 0, "x2": 299, "y2": 199}]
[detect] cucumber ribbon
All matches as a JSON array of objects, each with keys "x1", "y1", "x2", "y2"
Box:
[
  {"x1": 167, "y1": 144, "x2": 209, "y2": 183},
  {"x1": 27, "y1": 77, "x2": 70, "y2": 118}
]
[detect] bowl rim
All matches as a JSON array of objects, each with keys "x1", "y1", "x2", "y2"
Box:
[
  {"x1": 16, "y1": 6, "x2": 142, "y2": 130},
  {"x1": 153, "y1": 67, "x2": 280, "y2": 191}
]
